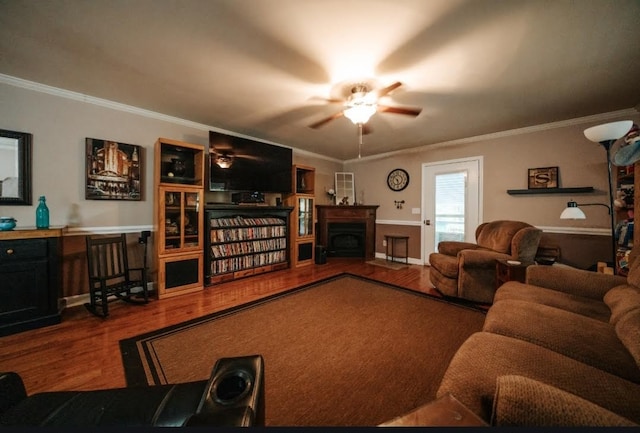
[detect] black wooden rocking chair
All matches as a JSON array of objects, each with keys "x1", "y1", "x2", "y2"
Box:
[{"x1": 85, "y1": 232, "x2": 150, "y2": 317}]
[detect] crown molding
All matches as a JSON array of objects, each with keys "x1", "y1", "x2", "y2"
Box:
[
  {"x1": 0, "y1": 73, "x2": 336, "y2": 163},
  {"x1": 346, "y1": 108, "x2": 638, "y2": 163},
  {"x1": 2, "y1": 73, "x2": 634, "y2": 167}
]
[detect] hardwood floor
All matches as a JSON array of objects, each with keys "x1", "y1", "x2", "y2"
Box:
[{"x1": 0, "y1": 259, "x2": 437, "y2": 395}]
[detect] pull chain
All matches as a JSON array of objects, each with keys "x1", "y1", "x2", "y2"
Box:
[{"x1": 358, "y1": 123, "x2": 363, "y2": 158}]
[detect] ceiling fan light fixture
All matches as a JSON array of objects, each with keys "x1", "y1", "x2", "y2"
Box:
[
  {"x1": 215, "y1": 153, "x2": 233, "y2": 169},
  {"x1": 343, "y1": 103, "x2": 377, "y2": 125}
]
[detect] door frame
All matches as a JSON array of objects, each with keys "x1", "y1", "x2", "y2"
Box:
[{"x1": 421, "y1": 156, "x2": 484, "y2": 264}]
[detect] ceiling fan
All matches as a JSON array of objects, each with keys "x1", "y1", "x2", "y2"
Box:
[{"x1": 307, "y1": 80, "x2": 422, "y2": 130}]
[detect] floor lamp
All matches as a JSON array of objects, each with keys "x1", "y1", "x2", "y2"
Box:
[{"x1": 561, "y1": 120, "x2": 633, "y2": 273}]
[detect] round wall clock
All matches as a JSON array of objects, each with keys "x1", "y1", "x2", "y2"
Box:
[{"x1": 387, "y1": 168, "x2": 409, "y2": 191}]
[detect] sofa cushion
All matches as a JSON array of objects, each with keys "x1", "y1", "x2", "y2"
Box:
[
  {"x1": 494, "y1": 281, "x2": 611, "y2": 322},
  {"x1": 436, "y1": 332, "x2": 640, "y2": 424},
  {"x1": 476, "y1": 221, "x2": 531, "y2": 254},
  {"x1": 525, "y1": 265, "x2": 626, "y2": 301},
  {"x1": 615, "y1": 308, "x2": 640, "y2": 370},
  {"x1": 604, "y1": 284, "x2": 640, "y2": 325},
  {"x1": 428, "y1": 253, "x2": 459, "y2": 278},
  {"x1": 483, "y1": 300, "x2": 640, "y2": 383},
  {"x1": 492, "y1": 375, "x2": 637, "y2": 426}
]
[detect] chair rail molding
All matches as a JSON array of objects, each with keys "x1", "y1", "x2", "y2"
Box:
[
  {"x1": 376, "y1": 219, "x2": 422, "y2": 226},
  {"x1": 64, "y1": 225, "x2": 153, "y2": 236}
]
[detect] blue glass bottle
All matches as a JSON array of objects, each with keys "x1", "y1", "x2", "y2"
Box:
[{"x1": 36, "y1": 196, "x2": 50, "y2": 229}]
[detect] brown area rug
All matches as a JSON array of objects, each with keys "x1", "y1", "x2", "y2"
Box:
[{"x1": 120, "y1": 273, "x2": 485, "y2": 426}]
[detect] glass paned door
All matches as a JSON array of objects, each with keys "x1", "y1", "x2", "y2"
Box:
[
  {"x1": 297, "y1": 197, "x2": 314, "y2": 237},
  {"x1": 435, "y1": 172, "x2": 466, "y2": 244},
  {"x1": 422, "y1": 158, "x2": 482, "y2": 262}
]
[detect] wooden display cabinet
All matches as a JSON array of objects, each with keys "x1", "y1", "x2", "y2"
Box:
[
  {"x1": 285, "y1": 165, "x2": 316, "y2": 267},
  {"x1": 154, "y1": 138, "x2": 205, "y2": 298}
]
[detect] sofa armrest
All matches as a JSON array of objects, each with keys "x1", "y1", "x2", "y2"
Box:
[
  {"x1": 437, "y1": 241, "x2": 483, "y2": 256},
  {"x1": 0, "y1": 373, "x2": 27, "y2": 415},
  {"x1": 526, "y1": 265, "x2": 627, "y2": 300},
  {"x1": 458, "y1": 248, "x2": 510, "y2": 267},
  {"x1": 491, "y1": 375, "x2": 637, "y2": 426}
]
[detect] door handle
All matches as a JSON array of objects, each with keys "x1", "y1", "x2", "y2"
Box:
[{"x1": 424, "y1": 219, "x2": 431, "y2": 226}]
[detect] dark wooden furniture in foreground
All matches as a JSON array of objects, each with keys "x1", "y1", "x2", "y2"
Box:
[
  {"x1": 316, "y1": 205, "x2": 379, "y2": 260},
  {"x1": 384, "y1": 234, "x2": 409, "y2": 264},
  {"x1": 0, "y1": 227, "x2": 63, "y2": 336},
  {"x1": 495, "y1": 258, "x2": 531, "y2": 289},
  {"x1": 85, "y1": 233, "x2": 150, "y2": 317},
  {"x1": 379, "y1": 393, "x2": 488, "y2": 427}
]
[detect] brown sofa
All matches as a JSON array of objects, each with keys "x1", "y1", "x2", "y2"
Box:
[
  {"x1": 436, "y1": 260, "x2": 640, "y2": 426},
  {"x1": 429, "y1": 220, "x2": 542, "y2": 303}
]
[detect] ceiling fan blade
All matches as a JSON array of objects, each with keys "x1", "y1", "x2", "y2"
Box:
[
  {"x1": 376, "y1": 81, "x2": 403, "y2": 98},
  {"x1": 308, "y1": 96, "x2": 345, "y2": 104},
  {"x1": 378, "y1": 105, "x2": 422, "y2": 117},
  {"x1": 308, "y1": 111, "x2": 344, "y2": 129}
]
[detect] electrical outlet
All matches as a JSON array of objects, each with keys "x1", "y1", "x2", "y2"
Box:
[
  {"x1": 412, "y1": 207, "x2": 420, "y2": 214},
  {"x1": 382, "y1": 239, "x2": 387, "y2": 246}
]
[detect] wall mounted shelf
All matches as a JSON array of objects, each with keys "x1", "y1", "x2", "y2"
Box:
[{"x1": 506, "y1": 187, "x2": 594, "y2": 195}]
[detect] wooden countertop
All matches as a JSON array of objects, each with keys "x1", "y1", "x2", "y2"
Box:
[{"x1": 0, "y1": 226, "x2": 65, "y2": 240}]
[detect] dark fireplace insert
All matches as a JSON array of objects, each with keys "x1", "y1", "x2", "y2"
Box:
[{"x1": 327, "y1": 222, "x2": 366, "y2": 257}]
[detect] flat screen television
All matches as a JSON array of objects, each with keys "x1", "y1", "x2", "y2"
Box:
[{"x1": 209, "y1": 131, "x2": 293, "y2": 194}]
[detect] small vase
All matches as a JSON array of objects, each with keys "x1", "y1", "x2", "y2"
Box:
[{"x1": 36, "y1": 196, "x2": 50, "y2": 229}]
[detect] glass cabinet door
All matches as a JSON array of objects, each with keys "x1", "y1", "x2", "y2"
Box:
[
  {"x1": 163, "y1": 189, "x2": 200, "y2": 251},
  {"x1": 183, "y1": 191, "x2": 200, "y2": 248},
  {"x1": 297, "y1": 197, "x2": 314, "y2": 237},
  {"x1": 164, "y1": 190, "x2": 182, "y2": 250}
]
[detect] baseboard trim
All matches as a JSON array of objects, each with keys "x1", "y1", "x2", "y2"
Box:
[{"x1": 61, "y1": 283, "x2": 156, "y2": 309}]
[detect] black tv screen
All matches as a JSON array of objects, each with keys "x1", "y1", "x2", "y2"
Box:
[{"x1": 209, "y1": 131, "x2": 292, "y2": 193}]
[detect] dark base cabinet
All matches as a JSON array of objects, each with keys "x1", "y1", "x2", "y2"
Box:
[{"x1": 0, "y1": 229, "x2": 63, "y2": 337}]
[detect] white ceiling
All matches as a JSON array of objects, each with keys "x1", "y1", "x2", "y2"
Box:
[{"x1": 1, "y1": 0, "x2": 639, "y2": 160}]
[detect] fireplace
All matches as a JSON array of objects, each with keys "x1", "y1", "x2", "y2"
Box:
[
  {"x1": 316, "y1": 205, "x2": 379, "y2": 260},
  {"x1": 328, "y1": 223, "x2": 366, "y2": 257}
]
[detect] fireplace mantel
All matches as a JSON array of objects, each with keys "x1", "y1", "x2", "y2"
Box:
[{"x1": 316, "y1": 205, "x2": 379, "y2": 260}]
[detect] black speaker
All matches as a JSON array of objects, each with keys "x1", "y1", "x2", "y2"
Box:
[
  {"x1": 188, "y1": 354, "x2": 265, "y2": 427},
  {"x1": 315, "y1": 245, "x2": 327, "y2": 264}
]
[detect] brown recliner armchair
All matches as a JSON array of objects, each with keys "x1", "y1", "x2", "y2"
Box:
[{"x1": 429, "y1": 220, "x2": 542, "y2": 303}]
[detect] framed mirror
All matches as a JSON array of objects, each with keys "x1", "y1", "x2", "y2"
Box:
[
  {"x1": 0, "y1": 129, "x2": 32, "y2": 205},
  {"x1": 335, "y1": 172, "x2": 355, "y2": 206}
]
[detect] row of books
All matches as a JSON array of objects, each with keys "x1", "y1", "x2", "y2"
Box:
[
  {"x1": 210, "y1": 250, "x2": 287, "y2": 274},
  {"x1": 210, "y1": 238, "x2": 287, "y2": 258},
  {"x1": 210, "y1": 226, "x2": 286, "y2": 243},
  {"x1": 209, "y1": 216, "x2": 285, "y2": 228}
]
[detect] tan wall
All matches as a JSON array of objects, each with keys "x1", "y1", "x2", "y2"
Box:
[
  {"x1": 2, "y1": 81, "x2": 639, "y2": 292},
  {"x1": 345, "y1": 119, "x2": 640, "y2": 227}
]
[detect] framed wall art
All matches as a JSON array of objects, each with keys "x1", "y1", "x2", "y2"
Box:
[
  {"x1": 85, "y1": 138, "x2": 142, "y2": 200},
  {"x1": 0, "y1": 129, "x2": 32, "y2": 205},
  {"x1": 528, "y1": 166, "x2": 559, "y2": 189}
]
